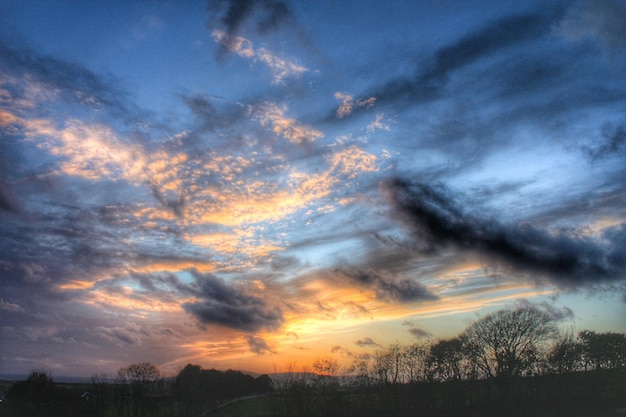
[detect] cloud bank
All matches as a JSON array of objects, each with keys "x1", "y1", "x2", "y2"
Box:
[{"x1": 383, "y1": 178, "x2": 626, "y2": 288}]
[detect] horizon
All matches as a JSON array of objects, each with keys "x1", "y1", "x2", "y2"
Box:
[{"x1": 1, "y1": 0, "x2": 625, "y2": 378}]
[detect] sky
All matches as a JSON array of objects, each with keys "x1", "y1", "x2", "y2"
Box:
[{"x1": 1, "y1": 0, "x2": 625, "y2": 378}]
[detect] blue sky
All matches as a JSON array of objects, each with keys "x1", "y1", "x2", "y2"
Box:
[{"x1": 1, "y1": 0, "x2": 625, "y2": 377}]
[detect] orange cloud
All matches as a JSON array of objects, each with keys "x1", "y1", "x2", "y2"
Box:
[
  {"x1": 251, "y1": 102, "x2": 324, "y2": 144},
  {"x1": 212, "y1": 30, "x2": 308, "y2": 84},
  {"x1": 334, "y1": 92, "x2": 376, "y2": 118}
]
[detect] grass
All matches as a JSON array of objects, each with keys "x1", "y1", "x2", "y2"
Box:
[{"x1": 210, "y1": 395, "x2": 274, "y2": 417}]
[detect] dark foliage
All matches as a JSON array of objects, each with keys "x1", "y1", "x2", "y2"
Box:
[
  {"x1": 4, "y1": 372, "x2": 90, "y2": 417},
  {"x1": 175, "y1": 364, "x2": 272, "y2": 417}
]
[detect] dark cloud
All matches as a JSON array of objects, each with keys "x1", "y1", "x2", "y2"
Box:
[
  {"x1": 182, "y1": 270, "x2": 284, "y2": 332},
  {"x1": 431, "y1": 13, "x2": 551, "y2": 76},
  {"x1": 208, "y1": 0, "x2": 294, "y2": 56},
  {"x1": 383, "y1": 178, "x2": 626, "y2": 288},
  {"x1": 208, "y1": 0, "x2": 294, "y2": 37},
  {"x1": 330, "y1": 345, "x2": 353, "y2": 358},
  {"x1": 343, "y1": 300, "x2": 372, "y2": 318},
  {"x1": 182, "y1": 94, "x2": 247, "y2": 134},
  {"x1": 97, "y1": 326, "x2": 143, "y2": 346},
  {"x1": 408, "y1": 327, "x2": 432, "y2": 339},
  {"x1": 0, "y1": 181, "x2": 21, "y2": 214},
  {"x1": 350, "y1": 11, "x2": 558, "y2": 112},
  {"x1": 246, "y1": 335, "x2": 274, "y2": 354},
  {"x1": 354, "y1": 337, "x2": 380, "y2": 349},
  {"x1": 403, "y1": 320, "x2": 432, "y2": 339},
  {"x1": 0, "y1": 40, "x2": 130, "y2": 116},
  {"x1": 582, "y1": 124, "x2": 626, "y2": 161},
  {"x1": 149, "y1": 185, "x2": 186, "y2": 218},
  {"x1": 336, "y1": 267, "x2": 438, "y2": 303},
  {"x1": 557, "y1": 0, "x2": 626, "y2": 65},
  {"x1": 514, "y1": 299, "x2": 575, "y2": 322},
  {"x1": 207, "y1": 0, "x2": 327, "y2": 66}
]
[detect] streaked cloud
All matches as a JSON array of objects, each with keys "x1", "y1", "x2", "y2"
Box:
[
  {"x1": 212, "y1": 30, "x2": 308, "y2": 84},
  {"x1": 334, "y1": 92, "x2": 376, "y2": 119},
  {"x1": 250, "y1": 101, "x2": 322, "y2": 143}
]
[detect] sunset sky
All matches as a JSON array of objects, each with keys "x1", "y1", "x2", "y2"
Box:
[{"x1": 1, "y1": 0, "x2": 625, "y2": 378}]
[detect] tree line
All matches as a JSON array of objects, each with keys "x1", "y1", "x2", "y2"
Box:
[
  {"x1": 3, "y1": 362, "x2": 271, "y2": 417},
  {"x1": 345, "y1": 307, "x2": 625, "y2": 385},
  {"x1": 272, "y1": 306, "x2": 626, "y2": 417},
  {"x1": 3, "y1": 306, "x2": 625, "y2": 417}
]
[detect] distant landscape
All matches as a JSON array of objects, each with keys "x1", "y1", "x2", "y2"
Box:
[{"x1": 2, "y1": 307, "x2": 624, "y2": 417}]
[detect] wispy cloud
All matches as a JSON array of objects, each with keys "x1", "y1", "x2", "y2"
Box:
[
  {"x1": 383, "y1": 178, "x2": 626, "y2": 288},
  {"x1": 212, "y1": 30, "x2": 308, "y2": 84},
  {"x1": 336, "y1": 267, "x2": 438, "y2": 304},
  {"x1": 250, "y1": 101, "x2": 322, "y2": 143},
  {"x1": 334, "y1": 92, "x2": 376, "y2": 118},
  {"x1": 556, "y1": 0, "x2": 626, "y2": 70}
]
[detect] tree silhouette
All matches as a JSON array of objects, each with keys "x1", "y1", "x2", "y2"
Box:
[
  {"x1": 428, "y1": 338, "x2": 465, "y2": 381},
  {"x1": 6, "y1": 371, "x2": 75, "y2": 417},
  {"x1": 547, "y1": 333, "x2": 583, "y2": 374},
  {"x1": 116, "y1": 362, "x2": 161, "y2": 417},
  {"x1": 461, "y1": 307, "x2": 558, "y2": 378},
  {"x1": 578, "y1": 330, "x2": 626, "y2": 370}
]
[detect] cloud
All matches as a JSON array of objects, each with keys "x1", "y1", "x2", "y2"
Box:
[
  {"x1": 182, "y1": 270, "x2": 284, "y2": 332},
  {"x1": 207, "y1": 0, "x2": 326, "y2": 68},
  {"x1": 408, "y1": 327, "x2": 432, "y2": 339},
  {"x1": 402, "y1": 320, "x2": 432, "y2": 339},
  {"x1": 336, "y1": 267, "x2": 438, "y2": 303},
  {"x1": 208, "y1": 0, "x2": 294, "y2": 38},
  {"x1": 0, "y1": 40, "x2": 129, "y2": 115},
  {"x1": 0, "y1": 298, "x2": 23, "y2": 313},
  {"x1": 359, "y1": 11, "x2": 556, "y2": 109},
  {"x1": 582, "y1": 124, "x2": 626, "y2": 161},
  {"x1": 250, "y1": 101, "x2": 323, "y2": 143},
  {"x1": 514, "y1": 299, "x2": 575, "y2": 322},
  {"x1": 556, "y1": 0, "x2": 626, "y2": 67},
  {"x1": 354, "y1": 337, "x2": 380, "y2": 348},
  {"x1": 182, "y1": 93, "x2": 247, "y2": 133},
  {"x1": 0, "y1": 181, "x2": 22, "y2": 214},
  {"x1": 246, "y1": 335, "x2": 274, "y2": 354},
  {"x1": 366, "y1": 113, "x2": 390, "y2": 133},
  {"x1": 96, "y1": 325, "x2": 143, "y2": 346},
  {"x1": 334, "y1": 92, "x2": 376, "y2": 118},
  {"x1": 212, "y1": 30, "x2": 308, "y2": 84},
  {"x1": 330, "y1": 345, "x2": 353, "y2": 357},
  {"x1": 383, "y1": 178, "x2": 626, "y2": 288}
]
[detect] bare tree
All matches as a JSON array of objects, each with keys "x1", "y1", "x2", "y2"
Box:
[
  {"x1": 547, "y1": 333, "x2": 583, "y2": 374},
  {"x1": 313, "y1": 356, "x2": 340, "y2": 390},
  {"x1": 347, "y1": 353, "x2": 375, "y2": 388},
  {"x1": 271, "y1": 363, "x2": 317, "y2": 417},
  {"x1": 313, "y1": 357, "x2": 343, "y2": 416},
  {"x1": 428, "y1": 338, "x2": 465, "y2": 381},
  {"x1": 117, "y1": 362, "x2": 161, "y2": 384},
  {"x1": 402, "y1": 342, "x2": 431, "y2": 383},
  {"x1": 116, "y1": 362, "x2": 161, "y2": 417},
  {"x1": 373, "y1": 344, "x2": 404, "y2": 384},
  {"x1": 461, "y1": 307, "x2": 558, "y2": 378}
]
